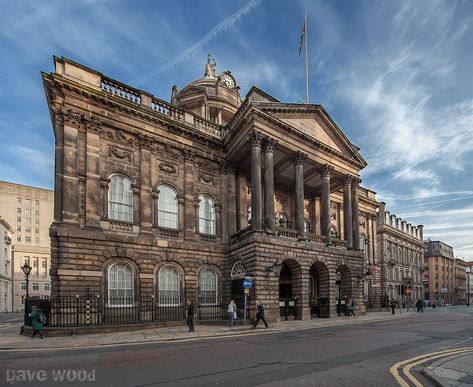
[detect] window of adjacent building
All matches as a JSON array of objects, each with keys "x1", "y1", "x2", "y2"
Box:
[
  {"x1": 108, "y1": 174, "x2": 133, "y2": 222},
  {"x1": 32, "y1": 283, "x2": 39, "y2": 291},
  {"x1": 17, "y1": 216, "x2": 21, "y2": 223},
  {"x1": 25, "y1": 226, "x2": 31, "y2": 233},
  {"x1": 25, "y1": 198, "x2": 31, "y2": 206},
  {"x1": 16, "y1": 208, "x2": 21, "y2": 214},
  {"x1": 17, "y1": 226, "x2": 21, "y2": 233},
  {"x1": 33, "y1": 257, "x2": 38, "y2": 269},
  {"x1": 275, "y1": 212, "x2": 288, "y2": 228},
  {"x1": 35, "y1": 218, "x2": 39, "y2": 225},
  {"x1": 108, "y1": 262, "x2": 134, "y2": 306},
  {"x1": 44, "y1": 283, "x2": 50, "y2": 291},
  {"x1": 26, "y1": 209, "x2": 31, "y2": 216},
  {"x1": 17, "y1": 197, "x2": 21, "y2": 203},
  {"x1": 23, "y1": 256, "x2": 30, "y2": 265},
  {"x1": 157, "y1": 185, "x2": 178, "y2": 229},
  {"x1": 25, "y1": 236, "x2": 31, "y2": 243},
  {"x1": 42, "y1": 258, "x2": 47, "y2": 271},
  {"x1": 35, "y1": 237, "x2": 39, "y2": 244},
  {"x1": 26, "y1": 217, "x2": 31, "y2": 224},
  {"x1": 35, "y1": 199, "x2": 39, "y2": 206},
  {"x1": 199, "y1": 268, "x2": 218, "y2": 305},
  {"x1": 35, "y1": 210, "x2": 40, "y2": 217},
  {"x1": 16, "y1": 236, "x2": 21, "y2": 242},
  {"x1": 198, "y1": 195, "x2": 216, "y2": 235},
  {"x1": 158, "y1": 266, "x2": 180, "y2": 305},
  {"x1": 21, "y1": 283, "x2": 27, "y2": 290},
  {"x1": 35, "y1": 228, "x2": 39, "y2": 234},
  {"x1": 330, "y1": 226, "x2": 338, "y2": 239}
]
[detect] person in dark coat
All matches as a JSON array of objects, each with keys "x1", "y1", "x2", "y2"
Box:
[
  {"x1": 390, "y1": 299, "x2": 397, "y2": 315},
  {"x1": 29, "y1": 305, "x2": 45, "y2": 339},
  {"x1": 347, "y1": 298, "x2": 355, "y2": 318},
  {"x1": 252, "y1": 300, "x2": 268, "y2": 329},
  {"x1": 186, "y1": 299, "x2": 195, "y2": 332}
]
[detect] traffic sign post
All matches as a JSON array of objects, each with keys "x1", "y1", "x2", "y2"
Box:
[
  {"x1": 243, "y1": 277, "x2": 252, "y2": 326},
  {"x1": 405, "y1": 288, "x2": 411, "y2": 296}
]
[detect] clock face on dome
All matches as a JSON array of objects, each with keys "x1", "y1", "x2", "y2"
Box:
[{"x1": 221, "y1": 73, "x2": 235, "y2": 88}]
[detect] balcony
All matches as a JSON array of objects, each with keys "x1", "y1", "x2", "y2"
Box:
[
  {"x1": 156, "y1": 227, "x2": 180, "y2": 238},
  {"x1": 4, "y1": 235, "x2": 11, "y2": 245}
]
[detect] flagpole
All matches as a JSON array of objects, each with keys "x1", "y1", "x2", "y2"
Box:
[{"x1": 305, "y1": 10, "x2": 309, "y2": 104}]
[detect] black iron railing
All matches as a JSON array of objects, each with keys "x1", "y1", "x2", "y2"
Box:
[{"x1": 24, "y1": 295, "x2": 230, "y2": 328}]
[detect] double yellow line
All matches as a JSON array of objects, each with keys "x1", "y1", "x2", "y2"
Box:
[{"x1": 390, "y1": 347, "x2": 473, "y2": 386}]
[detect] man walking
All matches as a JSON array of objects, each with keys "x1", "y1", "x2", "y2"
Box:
[
  {"x1": 252, "y1": 300, "x2": 268, "y2": 329},
  {"x1": 186, "y1": 299, "x2": 195, "y2": 332}
]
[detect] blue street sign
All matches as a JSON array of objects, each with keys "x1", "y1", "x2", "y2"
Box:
[{"x1": 243, "y1": 278, "x2": 253, "y2": 289}]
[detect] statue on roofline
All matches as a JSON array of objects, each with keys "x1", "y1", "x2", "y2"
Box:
[{"x1": 204, "y1": 54, "x2": 217, "y2": 78}]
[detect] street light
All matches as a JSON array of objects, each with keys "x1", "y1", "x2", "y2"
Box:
[
  {"x1": 21, "y1": 262, "x2": 32, "y2": 299},
  {"x1": 365, "y1": 269, "x2": 373, "y2": 309}
]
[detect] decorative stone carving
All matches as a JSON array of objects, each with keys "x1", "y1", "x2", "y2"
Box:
[
  {"x1": 263, "y1": 136, "x2": 278, "y2": 152},
  {"x1": 294, "y1": 151, "x2": 308, "y2": 166},
  {"x1": 108, "y1": 146, "x2": 133, "y2": 162},
  {"x1": 320, "y1": 164, "x2": 334, "y2": 177},
  {"x1": 275, "y1": 193, "x2": 287, "y2": 205},
  {"x1": 249, "y1": 130, "x2": 263, "y2": 146},
  {"x1": 159, "y1": 162, "x2": 178, "y2": 175},
  {"x1": 199, "y1": 173, "x2": 215, "y2": 185}
]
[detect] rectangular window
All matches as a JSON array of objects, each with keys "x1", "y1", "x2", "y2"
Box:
[
  {"x1": 44, "y1": 283, "x2": 50, "y2": 291},
  {"x1": 16, "y1": 208, "x2": 21, "y2": 214},
  {"x1": 23, "y1": 256, "x2": 30, "y2": 265},
  {"x1": 35, "y1": 237, "x2": 39, "y2": 244},
  {"x1": 35, "y1": 218, "x2": 40, "y2": 225},
  {"x1": 26, "y1": 209, "x2": 31, "y2": 215},
  {"x1": 16, "y1": 236, "x2": 21, "y2": 242},
  {"x1": 21, "y1": 283, "x2": 27, "y2": 290},
  {"x1": 25, "y1": 226, "x2": 31, "y2": 233},
  {"x1": 35, "y1": 228, "x2": 39, "y2": 234},
  {"x1": 32, "y1": 283, "x2": 39, "y2": 291},
  {"x1": 17, "y1": 197, "x2": 21, "y2": 203},
  {"x1": 35, "y1": 210, "x2": 40, "y2": 217},
  {"x1": 17, "y1": 226, "x2": 21, "y2": 232},
  {"x1": 17, "y1": 216, "x2": 21, "y2": 223},
  {"x1": 26, "y1": 217, "x2": 31, "y2": 224},
  {"x1": 25, "y1": 198, "x2": 31, "y2": 206},
  {"x1": 33, "y1": 257, "x2": 38, "y2": 268},
  {"x1": 25, "y1": 236, "x2": 31, "y2": 243},
  {"x1": 41, "y1": 258, "x2": 47, "y2": 270},
  {"x1": 35, "y1": 199, "x2": 39, "y2": 206}
]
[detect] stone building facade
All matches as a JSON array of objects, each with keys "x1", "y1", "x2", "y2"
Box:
[
  {"x1": 453, "y1": 258, "x2": 466, "y2": 305},
  {"x1": 424, "y1": 240, "x2": 456, "y2": 306},
  {"x1": 0, "y1": 217, "x2": 14, "y2": 312},
  {"x1": 43, "y1": 56, "x2": 375, "y2": 322},
  {"x1": 0, "y1": 181, "x2": 53, "y2": 310},
  {"x1": 376, "y1": 203, "x2": 424, "y2": 304}
]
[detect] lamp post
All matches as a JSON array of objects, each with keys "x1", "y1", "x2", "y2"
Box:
[
  {"x1": 21, "y1": 262, "x2": 32, "y2": 330},
  {"x1": 365, "y1": 269, "x2": 373, "y2": 309}
]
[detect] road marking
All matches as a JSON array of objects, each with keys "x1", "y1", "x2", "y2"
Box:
[{"x1": 390, "y1": 347, "x2": 473, "y2": 386}]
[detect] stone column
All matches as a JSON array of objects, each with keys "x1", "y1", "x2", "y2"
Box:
[
  {"x1": 320, "y1": 164, "x2": 333, "y2": 245},
  {"x1": 236, "y1": 172, "x2": 247, "y2": 230},
  {"x1": 227, "y1": 168, "x2": 237, "y2": 237},
  {"x1": 250, "y1": 131, "x2": 263, "y2": 232},
  {"x1": 100, "y1": 178, "x2": 110, "y2": 219},
  {"x1": 352, "y1": 178, "x2": 360, "y2": 250},
  {"x1": 132, "y1": 185, "x2": 140, "y2": 224},
  {"x1": 184, "y1": 153, "x2": 196, "y2": 240},
  {"x1": 200, "y1": 100, "x2": 206, "y2": 118},
  {"x1": 151, "y1": 187, "x2": 159, "y2": 226},
  {"x1": 52, "y1": 110, "x2": 64, "y2": 222},
  {"x1": 294, "y1": 151, "x2": 307, "y2": 239},
  {"x1": 343, "y1": 175, "x2": 353, "y2": 249},
  {"x1": 263, "y1": 137, "x2": 277, "y2": 234},
  {"x1": 139, "y1": 147, "x2": 153, "y2": 233},
  {"x1": 217, "y1": 107, "x2": 223, "y2": 125},
  {"x1": 62, "y1": 123, "x2": 80, "y2": 223}
]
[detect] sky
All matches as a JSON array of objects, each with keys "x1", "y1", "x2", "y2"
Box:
[{"x1": 0, "y1": 0, "x2": 472, "y2": 260}]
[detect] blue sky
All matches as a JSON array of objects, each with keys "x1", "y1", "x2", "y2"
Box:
[{"x1": 0, "y1": 0, "x2": 472, "y2": 260}]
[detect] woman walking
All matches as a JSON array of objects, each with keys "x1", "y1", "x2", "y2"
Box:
[
  {"x1": 29, "y1": 305, "x2": 45, "y2": 339},
  {"x1": 228, "y1": 300, "x2": 237, "y2": 327},
  {"x1": 347, "y1": 298, "x2": 355, "y2": 318}
]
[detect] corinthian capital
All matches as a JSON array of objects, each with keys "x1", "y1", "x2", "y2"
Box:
[
  {"x1": 294, "y1": 151, "x2": 308, "y2": 166},
  {"x1": 320, "y1": 164, "x2": 334, "y2": 177},
  {"x1": 263, "y1": 136, "x2": 278, "y2": 152},
  {"x1": 344, "y1": 174, "x2": 354, "y2": 187},
  {"x1": 249, "y1": 130, "x2": 263, "y2": 147}
]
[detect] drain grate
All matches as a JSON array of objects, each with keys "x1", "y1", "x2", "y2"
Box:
[{"x1": 458, "y1": 375, "x2": 473, "y2": 384}]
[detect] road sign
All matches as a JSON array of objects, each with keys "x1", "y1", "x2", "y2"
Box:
[
  {"x1": 244, "y1": 288, "x2": 250, "y2": 294},
  {"x1": 405, "y1": 288, "x2": 411, "y2": 295},
  {"x1": 441, "y1": 288, "x2": 448, "y2": 293},
  {"x1": 243, "y1": 277, "x2": 252, "y2": 289}
]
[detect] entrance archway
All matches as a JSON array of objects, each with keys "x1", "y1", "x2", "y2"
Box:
[
  {"x1": 335, "y1": 265, "x2": 352, "y2": 316},
  {"x1": 279, "y1": 260, "x2": 302, "y2": 320},
  {"x1": 230, "y1": 261, "x2": 246, "y2": 310},
  {"x1": 309, "y1": 261, "x2": 330, "y2": 318}
]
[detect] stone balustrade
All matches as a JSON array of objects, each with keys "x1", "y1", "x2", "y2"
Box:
[
  {"x1": 193, "y1": 115, "x2": 221, "y2": 138},
  {"x1": 157, "y1": 227, "x2": 180, "y2": 238},
  {"x1": 101, "y1": 77, "x2": 141, "y2": 104},
  {"x1": 109, "y1": 221, "x2": 134, "y2": 232},
  {"x1": 151, "y1": 97, "x2": 184, "y2": 121},
  {"x1": 306, "y1": 232, "x2": 325, "y2": 243},
  {"x1": 276, "y1": 227, "x2": 299, "y2": 239}
]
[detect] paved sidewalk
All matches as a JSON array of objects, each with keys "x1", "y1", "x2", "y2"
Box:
[
  {"x1": 0, "y1": 310, "x2": 417, "y2": 351},
  {"x1": 424, "y1": 352, "x2": 473, "y2": 386}
]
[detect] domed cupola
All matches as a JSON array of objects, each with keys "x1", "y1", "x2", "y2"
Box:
[{"x1": 170, "y1": 55, "x2": 242, "y2": 125}]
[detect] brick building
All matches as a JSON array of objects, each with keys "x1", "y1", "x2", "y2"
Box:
[{"x1": 43, "y1": 56, "x2": 378, "y2": 322}]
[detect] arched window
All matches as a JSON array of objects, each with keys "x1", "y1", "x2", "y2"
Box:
[
  {"x1": 275, "y1": 212, "x2": 288, "y2": 228},
  {"x1": 304, "y1": 218, "x2": 310, "y2": 233},
  {"x1": 157, "y1": 185, "x2": 178, "y2": 229},
  {"x1": 198, "y1": 195, "x2": 216, "y2": 235},
  {"x1": 108, "y1": 262, "x2": 134, "y2": 306},
  {"x1": 108, "y1": 174, "x2": 133, "y2": 222},
  {"x1": 359, "y1": 234, "x2": 367, "y2": 253},
  {"x1": 199, "y1": 268, "x2": 218, "y2": 305},
  {"x1": 158, "y1": 266, "x2": 180, "y2": 305}
]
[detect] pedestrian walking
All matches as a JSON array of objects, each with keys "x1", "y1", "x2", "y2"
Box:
[
  {"x1": 416, "y1": 298, "x2": 424, "y2": 313},
  {"x1": 228, "y1": 300, "x2": 237, "y2": 327},
  {"x1": 186, "y1": 299, "x2": 195, "y2": 332},
  {"x1": 252, "y1": 300, "x2": 268, "y2": 329},
  {"x1": 29, "y1": 305, "x2": 45, "y2": 339},
  {"x1": 390, "y1": 299, "x2": 396, "y2": 315},
  {"x1": 406, "y1": 299, "x2": 410, "y2": 312},
  {"x1": 347, "y1": 298, "x2": 355, "y2": 318}
]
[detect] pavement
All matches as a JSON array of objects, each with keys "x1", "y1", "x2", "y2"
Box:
[
  {"x1": 423, "y1": 352, "x2": 473, "y2": 387},
  {"x1": 0, "y1": 310, "x2": 418, "y2": 351}
]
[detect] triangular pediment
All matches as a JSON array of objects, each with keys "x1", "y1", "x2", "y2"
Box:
[{"x1": 253, "y1": 103, "x2": 365, "y2": 165}]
